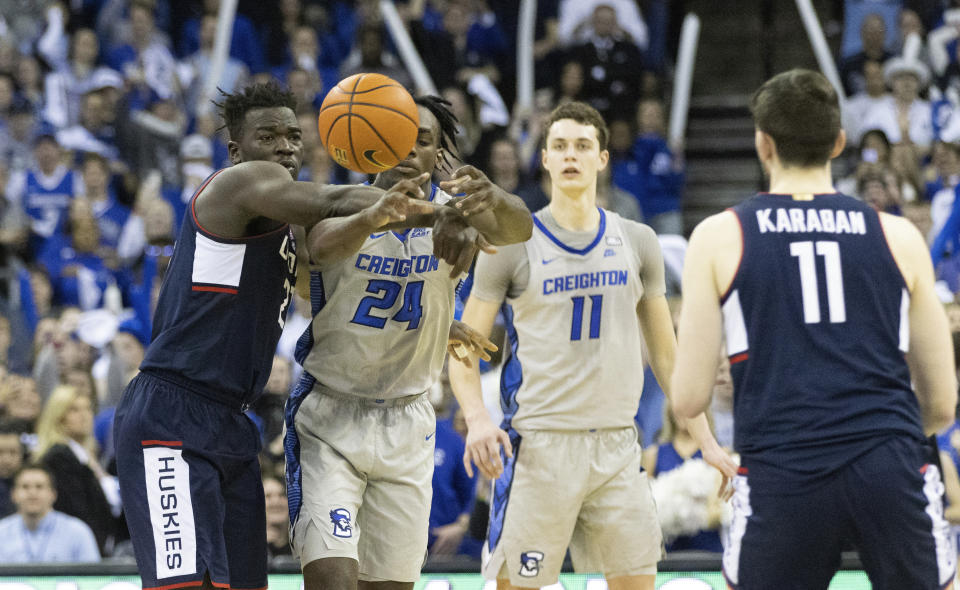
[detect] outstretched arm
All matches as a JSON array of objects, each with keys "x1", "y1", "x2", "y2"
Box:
[{"x1": 439, "y1": 165, "x2": 533, "y2": 245}]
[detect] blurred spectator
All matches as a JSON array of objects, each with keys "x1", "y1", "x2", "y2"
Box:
[
  {"x1": 179, "y1": 0, "x2": 266, "y2": 75},
  {"x1": 1, "y1": 98, "x2": 40, "y2": 175},
  {"x1": 5, "y1": 133, "x2": 83, "y2": 260},
  {"x1": 180, "y1": 12, "x2": 250, "y2": 115},
  {"x1": 642, "y1": 408, "x2": 724, "y2": 552},
  {"x1": 118, "y1": 95, "x2": 187, "y2": 187},
  {"x1": 41, "y1": 28, "x2": 119, "y2": 130},
  {"x1": 107, "y1": 0, "x2": 180, "y2": 111},
  {"x1": 0, "y1": 465, "x2": 100, "y2": 563},
  {"x1": 102, "y1": 317, "x2": 146, "y2": 408},
  {"x1": 840, "y1": 12, "x2": 894, "y2": 96},
  {"x1": 613, "y1": 98, "x2": 685, "y2": 234},
  {"x1": 485, "y1": 136, "x2": 548, "y2": 212},
  {"x1": 15, "y1": 53, "x2": 46, "y2": 115},
  {"x1": 598, "y1": 122, "x2": 642, "y2": 222},
  {"x1": 556, "y1": 0, "x2": 647, "y2": 50},
  {"x1": 263, "y1": 475, "x2": 291, "y2": 559},
  {"x1": 285, "y1": 68, "x2": 323, "y2": 117},
  {"x1": 897, "y1": 9, "x2": 925, "y2": 56},
  {"x1": 340, "y1": 24, "x2": 413, "y2": 89},
  {"x1": 0, "y1": 375, "x2": 40, "y2": 434},
  {"x1": 858, "y1": 57, "x2": 933, "y2": 152},
  {"x1": 56, "y1": 90, "x2": 120, "y2": 162},
  {"x1": 568, "y1": 4, "x2": 645, "y2": 120},
  {"x1": 160, "y1": 134, "x2": 213, "y2": 232},
  {"x1": 271, "y1": 26, "x2": 338, "y2": 109},
  {"x1": 554, "y1": 60, "x2": 585, "y2": 107},
  {"x1": 855, "y1": 162, "x2": 905, "y2": 215},
  {"x1": 0, "y1": 420, "x2": 24, "y2": 518},
  {"x1": 34, "y1": 384, "x2": 118, "y2": 556},
  {"x1": 927, "y1": 141, "x2": 960, "y2": 201},
  {"x1": 409, "y1": 0, "x2": 508, "y2": 91},
  {"x1": 429, "y1": 407, "x2": 477, "y2": 557},
  {"x1": 37, "y1": 199, "x2": 117, "y2": 311},
  {"x1": 844, "y1": 60, "x2": 889, "y2": 145},
  {"x1": 80, "y1": 154, "x2": 133, "y2": 258}
]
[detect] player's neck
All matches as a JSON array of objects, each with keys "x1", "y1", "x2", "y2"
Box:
[
  {"x1": 766, "y1": 163, "x2": 836, "y2": 195},
  {"x1": 549, "y1": 188, "x2": 600, "y2": 231}
]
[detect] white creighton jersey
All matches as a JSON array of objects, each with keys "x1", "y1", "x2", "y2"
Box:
[
  {"x1": 501, "y1": 209, "x2": 647, "y2": 432},
  {"x1": 298, "y1": 185, "x2": 458, "y2": 399}
]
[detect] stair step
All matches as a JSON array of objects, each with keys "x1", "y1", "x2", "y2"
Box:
[{"x1": 685, "y1": 159, "x2": 760, "y2": 184}]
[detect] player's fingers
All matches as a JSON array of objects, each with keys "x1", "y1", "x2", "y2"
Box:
[
  {"x1": 497, "y1": 430, "x2": 513, "y2": 458},
  {"x1": 439, "y1": 176, "x2": 470, "y2": 192},
  {"x1": 472, "y1": 441, "x2": 491, "y2": 473},
  {"x1": 477, "y1": 234, "x2": 497, "y2": 254},
  {"x1": 463, "y1": 452, "x2": 475, "y2": 478},
  {"x1": 459, "y1": 192, "x2": 494, "y2": 216},
  {"x1": 453, "y1": 178, "x2": 488, "y2": 198},
  {"x1": 486, "y1": 440, "x2": 503, "y2": 470},
  {"x1": 450, "y1": 241, "x2": 476, "y2": 278},
  {"x1": 453, "y1": 165, "x2": 481, "y2": 180}
]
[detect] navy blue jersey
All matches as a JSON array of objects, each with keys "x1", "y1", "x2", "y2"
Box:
[
  {"x1": 724, "y1": 193, "x2": 925, "y2": 488},
  {"x1": 140, "y1": 171, "x2": 297, "y2": 407}
]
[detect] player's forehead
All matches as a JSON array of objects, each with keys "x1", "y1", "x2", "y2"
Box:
[
  {"x1": 417, "y1": 105, "x2": 440, "y2": 140},
  {"x1": 546, "y1": 118, "x2": 599, "y2": 144},
  {"x1": 242, "y1": 106, "x2": 299, "y2": 134}
]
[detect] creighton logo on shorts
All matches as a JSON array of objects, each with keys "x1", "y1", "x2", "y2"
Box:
[
  {"x1": 330, "y1": 508, "x2": 353, "y2": 538},
  {"x1": 519, "y1": 551, "x2": 544, "y2": 577}
]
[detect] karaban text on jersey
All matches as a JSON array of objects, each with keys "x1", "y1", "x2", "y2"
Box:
[{"x1": 756, "y1": 207, "x2": 867, "y2": 235}]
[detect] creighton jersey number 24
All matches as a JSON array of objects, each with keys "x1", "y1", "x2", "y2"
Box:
[{"x1": 298, "y1": 186, "x2": 460, "y2": 399}]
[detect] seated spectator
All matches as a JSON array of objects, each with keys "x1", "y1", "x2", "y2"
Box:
[
  {"x1": 0, "y1": 420, "x2": 25, "y2": 518},
  {"x1": 56, "y1": 88, "x2": 120, "y2": 163},
  {"x1": 1, "y1": 97, "x2": 40, "y2": 175},
  {"x1": 178, "y1": 0, "x2": 266, "y2": 75},
  {"x1": 0, "y1": 465, "x2": 100, "y2": 563},
  {"x1": 568, "y1": 4, "x2": 645, "y2": 120},
  {"x1": 642, "y1": 408, "x2": 724, "y2": 552},
  {"x1": 41, "y1": 27, "x2": 103, "y2": 129},
  {"x1": 33, "y1": 384, "x2": 117, "y2": 556},
  {"x1": 107, "y1": 0, "x2": 179, "y2": 112},
  {"x1": 80, "y1": 153, "x2": 133, "y2": 258},
  {"x1": 15, "y1": 53, "x2": 47, "y2": 115},
  {"x1": 926, "y1": 140, "x2": 960, "y2": 200},
  {"x1": 0, "y1": 374, "x2": 42, "y2": 434},
  {"x1": 858, "y1": 162, "x2": 903, "y2": 214},
  {"x1": 5, "y1": 133, "x2": 83, "y2": 260},
  {"x1": 485, "y1": 136, "x2": 548, "y2": 212},
  {"x1": 429, "y1": 405, "x2": 477, "y2": 557},
  {"x1": 556, "y1": 0, "x2": 647, "y2": 50},
  {"x1": 117, "y1": 95, "x2": 187, "y2": 188},
  {"x1": 340, "y1": 24, "x2": 413, "y2": 89},
  {"x1": 839, "y1": 12, "x2": 893, "y2": 96},
  {"x1": 271, "y1": 26, "x2": 338, "y2": 108},
  {"x1": 180, "y1": 12, "x2": 250, "y2": 115},
  {"x1": 614, "y1": 98, "x2": 684, "y2": 234},
  {"x1": 263, "y1": 475, "x2": 291, "y2": 559},
  {"x1": 858, "y1": 57, "x2": 934, "y2": 152},
  {"x1": 844, "y1": 60, "x2": 889, "y2": 145},
  {"x1": 252, "y1": 355, "x2": 292, "y2": 450},
  {"x1": 159, "y1": 134, "x2": 214, "y2": 233},
  {"x1": 554, "y1": 60, "x2": 585, "y2": 107},
  {"x1": 38, "y1": 199, "x2": 119, "y2": 311}
]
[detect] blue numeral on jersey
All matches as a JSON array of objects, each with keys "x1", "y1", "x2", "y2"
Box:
[
  {"x1": 351, "y1": 279, "x2": 423, "y2": 330},
  {"x1": 570, "y1": 294, "x2": 603, "y2": 341},
  {"x1": 392, "y1": 280, "x2": 424, "y2": 330}
]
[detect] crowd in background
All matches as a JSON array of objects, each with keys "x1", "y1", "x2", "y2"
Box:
[{"x1": 1, "y1": 0, "x2": 960, "y2": 566}]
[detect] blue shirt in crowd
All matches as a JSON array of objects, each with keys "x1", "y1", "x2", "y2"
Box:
[{"x1": 0, "y1": 510, "x2": 100, "y2": 563}]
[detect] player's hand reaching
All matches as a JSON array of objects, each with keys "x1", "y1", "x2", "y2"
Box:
[
  {"x1": 701, "y1": 443, "x2": 738, "y2": 501},
  {"x1": 440, "y1": 165, "x2": 511, "y2": 217},
  {"x1": 448, "y1": 320, "x2": 498, "y2": 368},
  {"x1": 432, "y1": 212, "x2": 497, "y2": 278},
  {"x1": 464, "y1": 415, "x2": 513, "y2": 479},
  {"x1": 363, "y1": 174, "x2": 433, "y2": 228}
]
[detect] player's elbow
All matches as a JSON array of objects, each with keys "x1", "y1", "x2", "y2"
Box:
[
  {"x1": 670, "y1": 391, "x2": 703, "y2": 420},
  {"x1": 926, "y1": 384, "x2": 958, "y2": 434}
]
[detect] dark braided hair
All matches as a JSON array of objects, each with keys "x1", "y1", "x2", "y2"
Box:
[
  {"x1": 214, "y1": 82, "x2": 297, "y2": 141},
  {"x1": 415, "y1": 95, "x2": 460, "y2": 172}
]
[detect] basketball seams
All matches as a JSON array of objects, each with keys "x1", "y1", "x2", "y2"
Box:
[
  {"x1": 354, "y1": 114, "x2": 404, "y2": 163},
  {"x1": 318, "y1": 101, "x2": 418, "y2": 126},
  {"x1": 346, "y1": 74, "x2": 364, "y2": 172},
  {"x1": 332, "y1": 83, "x2": 403, "y2": 95}
]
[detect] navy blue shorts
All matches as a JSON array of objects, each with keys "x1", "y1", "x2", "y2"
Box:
[
  {"x1": 114, "y1": 371, "x2": 267, "y2": 590},
  {"x1": 723, "y1": 436, "x2": 956, "y2": 590}
]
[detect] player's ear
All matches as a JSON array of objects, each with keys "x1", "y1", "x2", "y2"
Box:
[
  {"x1": 830, "y1": 129, "x2": 846, "y2": 159},
  {"x1": 541, "y1": 148, "x2": 548, "y2": 169},
  {"x1": 227, "y1": 140, "x2": 241, "y2": 165},
  {"x1": 598, "y1": 149, "x2": 609, "y2": 171},
  {"x1": 755, "y1": 130, "x2": 775, "y2": 164}
]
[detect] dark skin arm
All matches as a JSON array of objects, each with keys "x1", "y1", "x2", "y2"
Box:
[
  {"x1": 439, "y1": 165, "x2": 533, "y2": 245},
  {"x1": 194, "y1": 161, "x2": 430, "y2": 237}
]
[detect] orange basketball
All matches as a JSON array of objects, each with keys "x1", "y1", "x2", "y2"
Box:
[{"x1": 317, "y1": 73, "x2": 419, "y2": 174}]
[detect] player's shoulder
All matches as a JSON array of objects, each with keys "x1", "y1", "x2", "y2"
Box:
[{"x1": 689, "y1": 210, "x2": 740, "y2": 242}]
